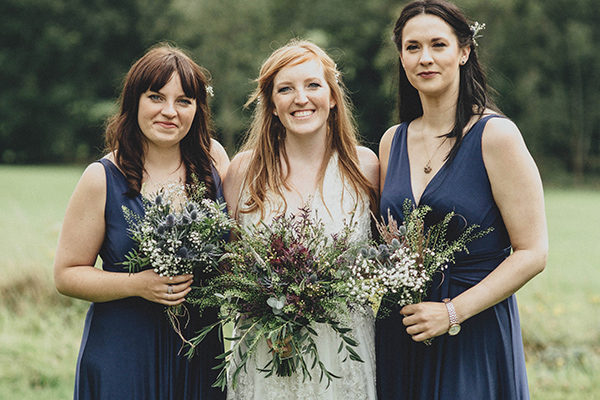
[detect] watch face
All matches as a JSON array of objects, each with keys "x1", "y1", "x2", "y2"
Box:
[{"x1": 448, "y1": 324, "x2": 461, "y2": 336}]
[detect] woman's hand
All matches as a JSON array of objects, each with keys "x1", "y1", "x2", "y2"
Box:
[
  {"x1": 133, "y1": 270, "x2": 194, "y2": 306},
  {"x1": 400, "y1": 301, "x2": 450, "y2": 342}
]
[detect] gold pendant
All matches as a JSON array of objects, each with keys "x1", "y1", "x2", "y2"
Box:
[{"x1": 424, "y1": 162, "x2": 432, "y2": 174}]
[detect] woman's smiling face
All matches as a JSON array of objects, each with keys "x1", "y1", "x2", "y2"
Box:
[
  {"x1": 137, "y1": 73, "x2": 197, "y2": 150},
  {"x1": 271, "y1": 59, "x2": 336, "y2": 139}
]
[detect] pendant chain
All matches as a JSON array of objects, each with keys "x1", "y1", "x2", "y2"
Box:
[{"x1": 420, "y1": 123, "x2": 449, "y2": 174}]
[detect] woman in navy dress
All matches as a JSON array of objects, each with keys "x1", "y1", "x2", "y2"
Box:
[
  {"x1": 54, "y1": 44, "x2": 229, "y2": 399},
  {"x1": 377, "y1": 1, "x2": 548, "y2": 399}
]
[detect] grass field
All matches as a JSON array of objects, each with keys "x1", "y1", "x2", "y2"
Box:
[{"x1": 0, "y1": 165, "x2": 598, "y2": 399}]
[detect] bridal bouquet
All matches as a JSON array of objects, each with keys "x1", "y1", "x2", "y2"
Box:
[
  {"x1": 122, "y1": 181, "x2": 234, "y2": 278},
  {"x1": 344, "y1": 200, "x2": 492, "y2": 317},
  {"x1": 186, "y1": 208, "x2": 364, "y2": 390}
]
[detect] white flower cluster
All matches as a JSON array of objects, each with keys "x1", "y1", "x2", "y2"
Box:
[
  {"x1": 344, "y1": 244, "x2": 448, "y2": 308},
  {"x1": 122, "y1": 181, "x2": 235, "y2": 277}
]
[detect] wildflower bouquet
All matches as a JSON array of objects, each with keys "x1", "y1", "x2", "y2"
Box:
[
  {"x1": 186, "y1": 208, "x2": 364, "y2": 390},
  {"x1": 122, "y1": 181, "x2": 235, "y2": 278},
  {"x1": 344, "y1": 200, "x2": 492, "y2": 318}
]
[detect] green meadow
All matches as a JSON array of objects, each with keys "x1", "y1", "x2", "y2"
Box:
[{"x1": 0, "y1": 165, "x2": 598, "y2": 399}]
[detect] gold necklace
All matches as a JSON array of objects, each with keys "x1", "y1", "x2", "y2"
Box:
[
  {"x1": 144, "y1": 163, "x2": 184, "y2": 188},
  {"x1": 420, "y1": 124, "x2": 448, "y2": 174}
]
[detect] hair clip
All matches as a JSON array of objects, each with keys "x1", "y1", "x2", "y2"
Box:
[
  {"x1": 469, "y1": 21, "x2": 486, "y2": 46},
  {"x1": 206, "y1": 85, "x2": 214, "y2": 97}
]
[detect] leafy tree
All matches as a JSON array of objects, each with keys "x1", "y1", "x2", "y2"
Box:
[{"x1": 0, "y1": 0, "x2": 180, "y2": 163}]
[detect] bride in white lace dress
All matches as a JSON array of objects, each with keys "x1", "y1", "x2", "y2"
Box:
[{"x1": 223, "y1": 40, "x2": 379, "y2": 400}]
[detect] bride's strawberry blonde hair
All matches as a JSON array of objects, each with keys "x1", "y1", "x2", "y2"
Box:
[{"x1": 238, "y1": 39, "x2": 377, "y2": 219}]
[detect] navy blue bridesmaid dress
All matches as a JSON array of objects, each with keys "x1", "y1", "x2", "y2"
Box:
[
  {"x1": 74, "y1": 158, "x2": 226, "y2": 400},
  {"x1": 377, "y1": 116, "x2": 530, "y2": 399}
]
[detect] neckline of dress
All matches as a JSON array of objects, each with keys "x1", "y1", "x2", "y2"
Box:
[{"x1": 406, "y1": 116, "x2": 490, "y2": 207}]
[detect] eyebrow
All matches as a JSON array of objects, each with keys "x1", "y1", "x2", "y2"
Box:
[{"x1": 405, "y1": 36, "x2": 448, "y2": 44}]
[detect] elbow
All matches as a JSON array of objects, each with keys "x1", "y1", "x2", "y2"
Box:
[
  {"x1": 532, "y1": 245, "x2": 548, "y2": 276},
  {"x1": 53, "y1": 265, "x2": 70, "y2": 297}
]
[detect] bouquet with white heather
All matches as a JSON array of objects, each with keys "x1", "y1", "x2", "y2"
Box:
[
  {"x1": 122, "y1": 181, "x2": 235, "y2": 278},
  {"x1": 344, "y1": 200, "x2": 492, "y2": 321},
  {"x1": 185, "y1": 208, "x2": 365, "y2": 390}
]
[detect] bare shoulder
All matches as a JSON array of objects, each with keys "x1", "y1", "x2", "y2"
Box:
[
  {"x1": 79, "y1": 161, "x2": 108, "y2": 194},
  {"x1": 229, "y1": 150, "x2": 253, "y2": 174},
  {"x1": 380, "y1": 124, "x2": 400, "y2": 150},
  {"x1": 357, "y1": 144, "x2": 379, "y2": 177},
  {"x1": 63, "y1": 161, "x2": 107, "y2": 223},
  {"x1": 356, "y1": 145, "x2": 379, "y2": 166},
  {"x1": 210, "y1": 139, "x2": 230, "y2": 179},
  {"x1": 481, "y1": 117, "x2": 527, "y2": 159},
  {"x1": 223, "y1": 150, "x2": 254, "y2": 215}
]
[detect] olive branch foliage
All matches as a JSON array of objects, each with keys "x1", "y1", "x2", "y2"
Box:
[{"x1": 185, "y1": 208, "x2": 366, "y2": 390}]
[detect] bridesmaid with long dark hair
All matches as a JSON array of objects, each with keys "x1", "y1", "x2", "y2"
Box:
[
  {"x1": 377, "y1": 1, "x2": 548, "y2": 398},
  {"x1": 54, "y1": 44, "x2": 228, "y2": 399}
]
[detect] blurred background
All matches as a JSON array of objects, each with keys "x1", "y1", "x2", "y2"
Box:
[
  {"x1": 1, "y1": 0, "x2": 598, "y2": 399},
  {"x1": 1, "y1": 0, "x2": 600, "y2": 184}
]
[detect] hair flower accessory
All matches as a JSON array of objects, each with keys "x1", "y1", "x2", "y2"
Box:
[
  {"x1": 205, "y1": 85, "x2": 214, "y2": 97},
  {"x1": 469, "y1": 21, "x2": 486, "y2": 46},
  {"x1": 334, "y1": 63, "x2": 341, "y2": 83}
]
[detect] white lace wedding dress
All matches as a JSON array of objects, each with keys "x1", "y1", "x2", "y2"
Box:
[{"x1": 227, "y1": 153, "x2": 377, "y2": 400}]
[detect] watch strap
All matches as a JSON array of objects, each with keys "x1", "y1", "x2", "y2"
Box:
[{"x1": 443, "y1": 298, "x2": 459, "y2": 325}]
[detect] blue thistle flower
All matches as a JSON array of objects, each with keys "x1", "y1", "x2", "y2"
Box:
[
  {"x1": 165, "y1": 214, "x2": 176, "y2": 226},
  {"x1": 177, "y1": 246, "x2": 189, "y2": 258},
  {"x1": 377, "y1": 244, "x2": 390, "y2": 260},
  {"x1": 368, "y1": 247, "x2": 378, "y2": 258}
]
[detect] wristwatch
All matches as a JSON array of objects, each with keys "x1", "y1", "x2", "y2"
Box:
[{"x1": 443, "y1": 298, "x2": 461, "y2": 336}]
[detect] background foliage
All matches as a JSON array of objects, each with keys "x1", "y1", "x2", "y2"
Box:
[{"x1": 1, "y1": 0, "x2": 599, "y2": 183}]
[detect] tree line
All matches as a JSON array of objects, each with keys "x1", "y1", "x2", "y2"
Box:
[{"x1": 1, "y1": 0, "x2": 598, "y2": 184}]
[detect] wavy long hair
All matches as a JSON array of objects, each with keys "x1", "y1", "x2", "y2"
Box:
[
  {"x1": 239, "y1": 39, "x2": 377, "y2": 218},
  {"x1": 393, "y1": 0, "x2": 499, "y2": 162},
  {"x1": 104, "y1": 44, "x2": 216, "y2": 199}
]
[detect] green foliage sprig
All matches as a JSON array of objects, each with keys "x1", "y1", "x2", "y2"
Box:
[
  {"x1": 122, "y1": 181, "x2": 235, "y2": 277},
  {"x1": 186, "y1": 207, "x2": 366, "y2": 390},
  {"x1": 344, "y1": 199, "x2": 493, "y2": 325}
]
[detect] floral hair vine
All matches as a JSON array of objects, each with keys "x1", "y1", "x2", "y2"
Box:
[
  {"x1": 205, "y1": 85, "x2": 214, "y2": 97},
  {"x1": 469, "y1": 21, "x2": 486, "y2": 46},
  {"x1": 334, "y1": 63, "x2": 341, "y2": 83}
]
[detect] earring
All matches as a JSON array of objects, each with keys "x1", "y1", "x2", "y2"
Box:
[{"x1": 274, "y1": 111, "x2": 278, "y2": 116}]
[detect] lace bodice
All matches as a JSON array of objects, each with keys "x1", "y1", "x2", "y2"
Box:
[
  {"x1": 238, "y1": 153, "x2": 372, "y2": 244},
  {"x1": 228, "y1": 153, "x2": 377, "y2": 400}
]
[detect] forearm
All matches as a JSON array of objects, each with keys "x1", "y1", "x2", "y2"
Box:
[
  {"x1": 452, "y1": 248, "x2": 546, "y2": 323},
  {"x1": 54, "y1": 265, "x2": 137, "y2": 303}
]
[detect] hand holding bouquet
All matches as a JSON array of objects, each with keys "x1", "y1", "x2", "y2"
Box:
[{"x1": 344, "y1": 200, "x2": 492, "y2": 323}]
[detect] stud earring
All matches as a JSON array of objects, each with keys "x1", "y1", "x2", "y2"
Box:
[{"x1": 274, "y1": 111, "x2": 278, "y2": 116}]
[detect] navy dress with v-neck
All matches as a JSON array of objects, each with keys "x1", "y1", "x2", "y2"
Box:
[
  {"x1": 73, "y1": 158, "x2": 226, "y2": 400},
  {"x1": 377, "y1": 115, "x2": 530, "y2": 399}
]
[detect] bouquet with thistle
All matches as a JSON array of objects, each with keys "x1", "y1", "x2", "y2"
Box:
[
  {"x1": 122, "y1": 180, "x2": 235, "y2": 280},
  {"x1": 186, "y1": 208, "x2": 365, "y2": 390},
  {"x1": 343, "y1": 200, "x2": 492, "y2": 323}
]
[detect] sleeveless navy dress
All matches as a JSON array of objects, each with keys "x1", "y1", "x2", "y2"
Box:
[
  {"x1": 74, "y1": 158, "x2": 226, "y2": 400},
  {"x1": 377, "y1": 116, "x2": 530, "y2": 399}
]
